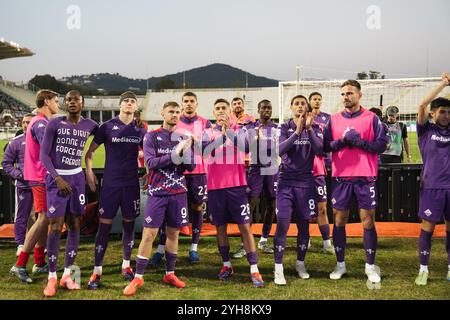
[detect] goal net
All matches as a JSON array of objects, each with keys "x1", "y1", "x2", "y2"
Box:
[{"x1": 278, "y1": 77, "x2": 450, "y2": 126}]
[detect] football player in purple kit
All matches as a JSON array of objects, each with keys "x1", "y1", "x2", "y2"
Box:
[
  {"x1": 85, "y1": 91, "x2": 146, "y2": 289},
  {"x1": 149, "y1": 92, "x2": 211, "y2": 265},
  {"x1": 39, "y1": 90, "x2": 98, "y2": 297},
  {"x1": 273, "y1": 95, "x2": 323, "y2": 285},
  {"x1": 244, "y1": 100, "x2": 278, "y2": 254},
  {"x1": 309, "y1": 92, "x2": 334, "y2": 254},
  {"x1": 414, "y1": 72, "x2": 450, "y2": 285},
  {"x1": 123, "y1": 101, "x2": 195, "y2": 296},
  {"x1": 323, "y1": 80, "x2": 388, "y2": 284},
  {"x1": 2, "y1": 113, "x2": 35, "y2": 256},
  {"x1": 201, "y1": 98, "x2": 264, "y2": 287},
  {"x1": 10, "y1": 90, "x2": 59, "y2": 283}
]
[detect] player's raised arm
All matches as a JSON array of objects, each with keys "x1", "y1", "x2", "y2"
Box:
[{"x1": 418, "y1": 73, "x2": 450, "y2": 126}]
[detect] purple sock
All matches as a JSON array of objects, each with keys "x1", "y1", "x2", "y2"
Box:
[
  {"x1": 191, "y1": 209, "x2": 203, "y2": 245},
  {"x1": 319, "y1": 224, "x2": 331, "y2": 241},
  {"x1": 47, "y1": 232, "x2": 61, "y2": 273},
  {"x1": 262, "y1": 222, "x2": 272, "y2": 239},
  {"x1": 446, "y1": 232, "x2": 450, "y2": 265},
  {"x1": 158, "y1": 222, "x2": 167, "y2": 246},
  {"x1": 64, "y1": 228, "x2": 80, "y2": 268},
  {"x1": 122, "y1": 220, "x2": 135, "y2": 261},
  {"x1": 296, "y1": 220, "x2": 310, "y2": 261},
  {"x1": 363, "y1": 227, "x2": 378, "y2": 265},
  {"x1": 333, "y1": 225, "x2": 346, "y2": 263},
  {"x1": 246, "y1": 251, "x2": 258, "y2": 266},
  {"x1": 274, "y1": 219, "x2": 290, "y2": 264},
  {"x1": 165, "y1": 251, "x2": 177, "y2": 273},
  {"x1": 218, "y1": 245, "x2": 230, "y2": 262},
  {"x1": 94, "y1": 223, "x2": 112, "y2": 266},
  {"x1": 418, "y1": 229, "x2": 433, "y2": 266},
  {"x1": 136, "y1": 256, "x2": 148, "y2": 276}
]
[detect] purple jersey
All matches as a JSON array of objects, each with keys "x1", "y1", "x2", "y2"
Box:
[
  {"x1": 143, "y1": 127, "x2": 195, "y2": 196},
  {"x1": 243, "y1": 120, "x2": 279, "y2": 168},
  {"x1": 2, "y1": 134, "x2": 29, "y2": 188},
  {"x1": 417, "y1": 121, "x2": 450, "y2": 189},
  {"x1": 93, "y1": 117, "x2": 146, "y2": 187},
  {"x1": 314, "y1": 112, "x2": 331, "y2": 128},
  {"x1": 278, "y1": 119, "x2": 323, "y2": 187},
  {"x1": 40, "y1": 116, "x2": 98, "y2": 178}
]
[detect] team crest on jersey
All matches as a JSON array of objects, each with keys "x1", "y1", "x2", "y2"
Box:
[
  {"x1": 331, "y1": 198, "x2": 336, "y2": 205},
  {"x1": 424, "y1": 209, "x2": 432, "y2": 217},
  {"x1": 157, "y1": 136, "x2": 163, "y2": 141},
  {"x1": 38, "y1": 123, "x2": 45, "y2": 128},
  {"x1": 310, "y1": 211, "x2": 315, "y2": 216},
  {"x1": 145, "y1": 216, "x2": 152, "y2": 224},
  {"x1": 112, "y1": 125, "x2": 120, "y2": 130},
  {"x1": 99, "y1": 208, "x2": 104, "y2": 215},
  {"x1": 61, "y1": 121, "x2": 67, "y2": 125},
  {"x1": 48, "y1": 206, "x2": 56, "y2": 214}
]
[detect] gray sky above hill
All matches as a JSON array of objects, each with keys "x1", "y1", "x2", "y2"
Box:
[{"x1": 1, "y1": 0, "x2": 449, "y2": 82}]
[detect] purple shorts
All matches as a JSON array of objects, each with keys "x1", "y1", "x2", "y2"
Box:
[
  {"x1": 208, "y1": 186, "x2": 250, "y2": 226},
  {"x1": 418, "y1": 189, "x2": 450, "y2": 223},
  {"x1": 144, "y1": 193, "x2": 188, "y2": 229},
  {"x1": 45, "y1": 172, "x2": 86, "y2": 218},
  {"x1": 314, "y1": 175, "x2": 327, "y2": 203},
  {"x1": 247, "y1": 166, "x2": 278, "y2": 199},
  {"x1": 331, "y1": 178, "x2": 377, "y2": 211},
  {"x1": 186, "y1": 174, "x2": 207, "y2": 204},
  {"x1": 98, "y1": 185, "x2": 140, "y2": 220},
  {"x1": 276, "y1": 185, "x2": 317, "y2": 221}
]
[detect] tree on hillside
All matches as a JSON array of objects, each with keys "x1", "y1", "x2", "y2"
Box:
[
  {"x1": 29, "y1": 74, "x2": 66, "y2": 93},
  {"x1": 156, "y1": 78, "x2": 177, "y2": 91},
  {"x1": 357, "y1": 72, "x2": 368, "y2": 80},
  {"x1": 357, "y1": 71, "x2": 386, "y2": 80}
]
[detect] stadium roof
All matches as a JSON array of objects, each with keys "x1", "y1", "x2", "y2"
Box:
[{"x1": 0, "y1": 38, "x2": 34, "y2": 60}]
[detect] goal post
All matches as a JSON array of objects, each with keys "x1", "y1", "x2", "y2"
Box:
[{"x1": 278, "y1": 77, "x2": 450, "y2": 125}]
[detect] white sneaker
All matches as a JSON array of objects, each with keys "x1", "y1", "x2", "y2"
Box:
[
  {"x1": 16, "y1": 245, "x2": 24, "y2": 257},
  {"x1": 322, "y1": 243, "x2": 335, "y2": 254},
  {"x1": 329, "y1": 264, "x2": 347, "y2": 280},
  {"x1": 296, "y1": 263, "x2": 310, "y2": 279},
  {"x1": 365, "y1": 265, "x2": 381, "y2": 283},
  {"x1": 274, "y1": 270, "x2": 287, "y2": 285}
]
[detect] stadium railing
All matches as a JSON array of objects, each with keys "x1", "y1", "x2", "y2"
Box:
[{"x1": 0, "y1": 165, "x2": 429, "y2": 226}]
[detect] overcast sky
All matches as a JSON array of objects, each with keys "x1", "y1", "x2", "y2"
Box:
[{"x1": 1, "y1": 0, "x2": 449, "y2": 82}]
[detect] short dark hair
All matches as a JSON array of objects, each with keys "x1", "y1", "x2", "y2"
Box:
[
  {"x1": 369, "y1": 107, "x2": 382, "y2": 119},
  {"x1": 182, "y1": 92, "x2": 197, "y2": 101},
  {"x1": 341, "y1": 80, "x2": 361, "y2": 91},
  {"x1": 162, "y1": 101, "x2": 180, "y2": 109},
  {"x1": 64, "y1": 90, "x2": 84, "y2": 104},
  {"x1": 232, "y1": 97, "x2": 244, "y2": 104},
  {"x1": 430, "y1": 97, "x2": 450, "y2": 110},
  {"x1": 308, "y1": 92, "x2": 322, "y2": 101},
  {"x1": 35, "y1": 89, "x2": 58, "y2": 108},
  {"x1": 257, "y1": 99, "x2": 271, "y2": 111},
  {"x1": 290, "y1": 95, "x2": 312, "y2": 112},
  {"x1": 214, "y1": 98, "x2": 230, "y2": 106}
]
